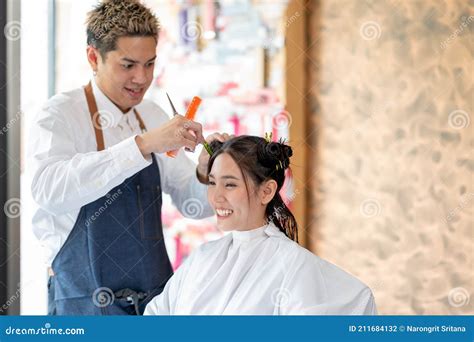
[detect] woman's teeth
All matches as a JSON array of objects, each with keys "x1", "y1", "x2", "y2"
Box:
[{"x1": 216, "y1": 209, "x2": 233, "y2": 217}]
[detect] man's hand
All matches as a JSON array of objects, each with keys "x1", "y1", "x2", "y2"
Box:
[
  {"x1": 196, "y1": 132, "x2": 234, "y2": 183},
  {"x1": 135, "y1": 115, "x2": 204, "y2": 156}
]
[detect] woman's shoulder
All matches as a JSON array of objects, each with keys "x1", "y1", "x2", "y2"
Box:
[{"x1": 265, "y1": 224, "x2": 370, "y2": 292}]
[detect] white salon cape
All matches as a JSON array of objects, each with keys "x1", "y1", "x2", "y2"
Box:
[{"x1": 145, "y1": 223, "x2": 377, "y2": 315}]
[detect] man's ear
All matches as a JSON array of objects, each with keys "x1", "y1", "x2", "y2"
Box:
[
  {"x1": 86, "y1": 46, "x2": 100, "y2": 72},
  {"x1": 260, "y1": 179, "x2": 278, "y2": 205}
]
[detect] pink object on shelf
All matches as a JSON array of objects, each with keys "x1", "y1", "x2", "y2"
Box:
[
  {"x1": 217, "y1": 82, "x2": 239, "y2": 96},
  {"x1": 230, "y1": 88, "x2": 279, "y2": 105},
  {"x1": 229, "y1": 114, "x2": 240, "y2": 136}
]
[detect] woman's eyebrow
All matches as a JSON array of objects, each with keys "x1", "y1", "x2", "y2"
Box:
[
  {"x1": 208, "y1": 174, "x2": 239, "y2": 180},
  {"x1": 221, "y1": 175, "x2": 239, "y2": 180}
]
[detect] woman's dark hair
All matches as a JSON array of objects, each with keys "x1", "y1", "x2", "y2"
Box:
[{"x1": 207, "y1": 135, "x2": 298, "y2": 243}]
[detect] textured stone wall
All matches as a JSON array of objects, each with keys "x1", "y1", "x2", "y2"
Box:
[{"x1": 306, "y1": 0, "x2": 473, "y2": 314}]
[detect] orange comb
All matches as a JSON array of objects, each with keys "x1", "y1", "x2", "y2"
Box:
[{"x1": 167, "y1": 96, "x2": 202, "y2": 158}]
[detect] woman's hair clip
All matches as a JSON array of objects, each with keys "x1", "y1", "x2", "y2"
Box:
[
  {"x1": 276, "y1": 160, "x2": 284, "y2": 171},
  {"x1": 264, "y1": 132, "x2": 273, "y2": 143}
]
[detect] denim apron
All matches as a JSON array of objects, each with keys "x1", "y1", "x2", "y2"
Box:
[{"x1": 48, "y1": 82, "x2": 173, "y2": 315}]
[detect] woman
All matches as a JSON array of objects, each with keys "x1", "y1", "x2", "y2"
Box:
[{"x1": 145, "y1": 136, "x2": 377, "y2": 315}]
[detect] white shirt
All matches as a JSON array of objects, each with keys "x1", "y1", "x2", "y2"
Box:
[
  {"x1": 27, "y1": 79, "x2": 213, "y2": 266},
  {"x1": 144, "y1": 223, "x2": 377, "y2": 315}
]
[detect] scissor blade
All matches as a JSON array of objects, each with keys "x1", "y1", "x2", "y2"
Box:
[{"x1": 166, "y1": 92, "x2": 179, "y2": 116}]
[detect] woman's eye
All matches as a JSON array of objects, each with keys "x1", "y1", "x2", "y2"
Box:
[
  {"x1": 208, "y1": 181, "x2": 216, "y2": 186},
  {"x1": 225, "y1": 183, "x2": 236, "y2": 188}
]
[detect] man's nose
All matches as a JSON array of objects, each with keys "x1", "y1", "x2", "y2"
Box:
[{"x1": 132, "y1": 66, "x2": 147, "y2": 84}]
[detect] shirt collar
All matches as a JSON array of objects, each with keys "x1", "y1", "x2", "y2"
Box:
[
  {"x1": 231, "y1": 223, "x2": 273, "y2": 242},
  {"x1": 90, "y1": 78, "x2": 135, "y2": 128}
]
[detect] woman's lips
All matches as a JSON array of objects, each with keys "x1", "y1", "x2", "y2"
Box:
[{"x1": 216, "y1": 208, "x2": 233, "y2": 219}]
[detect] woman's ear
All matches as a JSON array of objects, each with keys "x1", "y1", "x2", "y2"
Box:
[{"x1": 260, "y1": 179, "x2": 278, "y2": 205}]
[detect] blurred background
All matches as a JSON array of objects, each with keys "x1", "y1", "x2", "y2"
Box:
[{"x1": 0, "y1": 0, "x2": 472, "y2": 315}]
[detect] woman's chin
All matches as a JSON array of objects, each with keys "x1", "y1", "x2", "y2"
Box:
[
  {"x1": 216, "y1": 222, "x2": 232, "y2": 232},
  {"x1": 216, "y1": 217, "x2": 237, "y2": 232}
]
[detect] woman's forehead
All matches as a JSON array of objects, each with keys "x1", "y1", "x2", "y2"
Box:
[{"x1": 211, "y1": 153, "x2": 242, "y2": 178}]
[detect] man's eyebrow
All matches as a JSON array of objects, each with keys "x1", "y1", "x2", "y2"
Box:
[{"x1": 121, "y1": 56, "x2": 156, "y2": 63}]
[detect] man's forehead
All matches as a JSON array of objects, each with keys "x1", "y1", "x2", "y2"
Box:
[
  {"x1": 113, "y1": 36, "x2": 157, "y2": 58},
  {"x1": 108, "y1": 48, "x2": 156, "y2": 62}
]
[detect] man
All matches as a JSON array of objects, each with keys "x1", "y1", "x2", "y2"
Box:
[{"x1": 28, "y1": 0, "x2": 227, "y2": 315}]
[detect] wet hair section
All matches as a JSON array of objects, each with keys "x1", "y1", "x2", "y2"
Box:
[{"x1": 207, "y1": 135, "x2": 298, "y2": 243}]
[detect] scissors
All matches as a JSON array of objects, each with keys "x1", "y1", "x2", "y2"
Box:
[
  {"x1": 166, "y1": 92, "x2": 212, "y2": 155},
  {"x1": 166, "y1": 92, "x2": 179, "y2": 117}
]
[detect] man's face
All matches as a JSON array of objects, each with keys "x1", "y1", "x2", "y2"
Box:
[{"x1": 94, "y1": 36, "x2": 156, "y2": 112}]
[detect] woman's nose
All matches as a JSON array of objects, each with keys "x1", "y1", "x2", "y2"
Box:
[{"x1": 212, "y1": 187, "x2": 226, "y2": 203}]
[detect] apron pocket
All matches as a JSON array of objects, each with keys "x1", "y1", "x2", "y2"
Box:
[{"x1": 136, "y1": 185, "x2": 163, "y2": 240}]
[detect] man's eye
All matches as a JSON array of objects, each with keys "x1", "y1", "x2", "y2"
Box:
[
  {"x1": 208, "y1": 181, "x2": 216, "y2": 186},
  {"x1": 146, "y1": 62, "x2": 155, "y2": 68},
  {"x1": 122, "y1": 64, "x2": 133, "y2": 69}
]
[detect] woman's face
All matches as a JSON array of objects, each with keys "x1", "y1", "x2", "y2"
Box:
[{"x1": 207, "y1": 153, "x2": 267, "y2": 232}]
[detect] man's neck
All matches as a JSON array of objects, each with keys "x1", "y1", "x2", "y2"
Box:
[{"x1": 94, "y1": 78, "x2": 131, "y2": 114}]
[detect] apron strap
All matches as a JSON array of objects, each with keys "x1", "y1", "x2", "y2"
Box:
[
  {"x1": 133, "y1": 109, "x2": 147, "y2": 132},
  {"x1": 84, "y1": 82, "x2": 105, "y2": 151},
  {"x1": 84, "y1": 81, "x2": 148, "y2": 152}
]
